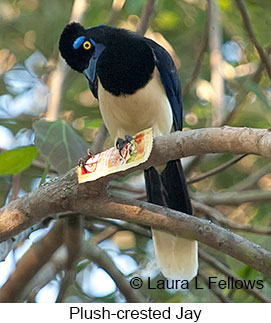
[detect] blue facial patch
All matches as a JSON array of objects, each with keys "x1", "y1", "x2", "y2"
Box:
[
  {"x1": 90, "y1": 38, "x2": 96, "y2": 47},
  {"x1": 73, "y1": 36, "x2": 86, "y2": 49}
]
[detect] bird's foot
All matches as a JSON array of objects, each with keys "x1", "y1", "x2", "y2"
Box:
[
  {"x1": 78, "y1": 148, "x2": 93, "y2": 171},
  {"x1": 116, "y1": 135, "x2": 133, "y2": 158}
]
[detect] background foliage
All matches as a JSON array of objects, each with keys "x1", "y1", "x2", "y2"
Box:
[{"x1": 0, "y1": 0, "x2": 271, "y2": 303}]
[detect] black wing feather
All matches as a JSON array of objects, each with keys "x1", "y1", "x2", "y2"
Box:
[{"x1": 145, "y1": 39, "x2": 183, "y2": 131}]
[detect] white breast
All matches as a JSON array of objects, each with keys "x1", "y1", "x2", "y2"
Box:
[{"x1": 97, "y1": 67, "x2": 173, "y2": 142}]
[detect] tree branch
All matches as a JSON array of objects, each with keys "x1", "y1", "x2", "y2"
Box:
[
  {"x1": 208, "y1": 0, "x2": 224, "y2": 126},
  {"x1": 84, "y1": 197, "x2": 271, "y2": 277},
  {"x1": 182, "y1": 2, "x2": 209, "y2": 98},
  {"x1": 234, "y1": 0, "x2": 271, "y2": 80},
  {"x1": 136, "y1": 0, "x2": 157, "y2": 35},
  {"x1": 187, "y1": 154, "x2": 246, "y2": 184},
  {"x1": 84, "y1": 241, "x2": 146, "y2": 302},
  {"x1": 0, "y1": 221, "x2": 64, "y2": 302},
  {"x1": 46, "y1": 0, "x2": 88, "y2": 121},
  {"x1": 1, "y1": 127, "x2": 271, "y2": 276},
  {"x1": 192, "y1": 199, "x2": 271, "y2": 235},
  {"x1": 230, "y1": 162, "x2": 271, "y2": 191},
  {"x1": 18, "y1": 245, "x2": 68, "y2": 302},
  {"x1": 199, "y1": 249, "x2": 271, "y2": 303},
  {"x1": 194, "y1": 189, "x2": 271, "y2": 206},
  {"x1": 198, "y1": 271, "x2": 231, "y2": 303},
  {"x1": 0, "y1": 220, "x2": 50, "y2": 261}
]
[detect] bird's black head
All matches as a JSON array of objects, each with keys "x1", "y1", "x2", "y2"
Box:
[
  {"x1": 59, "y1": 22, "x2": 94, "y2": 73},
  {"x1": 59, "y1": 22, "x2": 156, "y2": 96}
]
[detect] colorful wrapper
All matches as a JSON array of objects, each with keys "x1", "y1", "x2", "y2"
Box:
[{"x1": 78, "y1": 127, "x2": 153, "y2": 183}]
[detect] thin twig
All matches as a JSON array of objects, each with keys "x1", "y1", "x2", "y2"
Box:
[
  {"x1": 198, "y1": 271, "x2": 231, "y2": 303},
  {"x1": 84, "y1": 241, "x2": 146, "y2": 302},
  {"x1": 91, "y1": 122, "x2": 108, "y2": 154},
  {"x1": 0, "y1": 221, "x2": 64, "y2": 302},
  {"x1": 208, "y1": 0, "x2": 224, "y2": 126},
  {"x1": 192, "y1": 199, "x2": 271, "y2": 235},
  {"x1": 46, "y1": 0, "x2": 88, "y2": 121},
  {"x1": 19, "y1": 245, "x2": 68, "y2": 302},
  {"x1": 230, "y1": 162, "x2": 271, "y2": 192},
  {"x1": 183, "y1": 3, "x2": 209, "y2": 98},
  {"x1": 136, "y1": 0, "x2": 157, "y2": 35},
  {"x1": 0, "y1": 221, "x2": 51, "y2": 262},
  {"x1": 107, "y1": 0, "x2": 127, "y2": 25},
  {"x1": 92, "y1": 218, "x2": 151, "y2": 238},
  {"x1": 234, "y1": 0, "x2": 271, "y2": 79},
  {"x1": 91, "y1": 225, "x2": 119, "y2": 244},
  {"x1": 187, "y1": 155, "x2": 246, "y2": 184},
  {"x1": 199, "y1": 249, "x2": 271, "y2": 303},
  {"x1": 221, "y1": 47, "x2": 269, "y2": 126},
  {"x1": 64, "y1": 214, "x2": 82, "y2": 270},
  {"x1": 56, "y1": 270, "x2": 75, "y2": 303},
  {"x1": 55, "y1": 214, "x2": 82, "y2": 302},
  {"x1": 9, "y1": 174, "x2": 21, "y2": 202},
  {"x1": 193, "y1": 189, "x2": 271, "y2": 206}
]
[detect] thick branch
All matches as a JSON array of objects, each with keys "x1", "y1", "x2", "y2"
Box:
[
  {"x1": 78, "y1": 197, "x2": 271, "y2": 277},
  {"x1": 1, "y1": 126, "x2": 271, "y2": 241},
  {"x1": 1, "y1": 127, "x2": 271, "y2": 276}
]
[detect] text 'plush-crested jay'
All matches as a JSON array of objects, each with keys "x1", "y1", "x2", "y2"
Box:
[{"x1": 59, "y1": 22, "x2": 198, "y2": 280}]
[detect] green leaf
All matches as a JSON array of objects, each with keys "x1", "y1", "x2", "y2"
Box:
[
  {"x1": 33, "y1": 120, "x2": 89, "y2": 175},
  {"x1": 238, "y1": 265, "x2": 258, "y2": 281},
  {"x1": 85, "y1": 119, "x2": 101, "y2": 129},
  {"x1": 0, "y1": 145, "x2": 38, "y2": 176},
  {"x1": 76, "y1": 259, "x2": 91, "y2": 273}
]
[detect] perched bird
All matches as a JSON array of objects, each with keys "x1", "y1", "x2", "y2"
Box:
[{"x1": 59, "y1": 22, "x2": 198, "y2": 280}]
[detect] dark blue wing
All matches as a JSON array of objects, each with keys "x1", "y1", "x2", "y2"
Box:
[{"x1": 145, "y1": 39, "x2": 183, "y2": 131}]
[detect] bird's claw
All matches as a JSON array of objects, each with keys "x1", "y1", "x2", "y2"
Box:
[
  {"x1": 78, "y1": 148, "x2": 94, "y2": 170},
  {"x1": 116, "y1": 135, "x2": 133, "y2": 157}
]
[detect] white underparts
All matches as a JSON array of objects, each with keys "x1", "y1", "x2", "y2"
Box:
[{"x1": 98, "y1": 67, "x2": 173, "y2": 141}]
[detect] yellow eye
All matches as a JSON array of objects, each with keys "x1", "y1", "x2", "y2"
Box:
[{"x1": 83, "y1": 41, "x2": 92, "y2": 50}]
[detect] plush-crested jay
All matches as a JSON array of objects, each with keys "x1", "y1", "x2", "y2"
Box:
[{"x1": 59, "y1": 22, "x2": 198, "y2": 280}]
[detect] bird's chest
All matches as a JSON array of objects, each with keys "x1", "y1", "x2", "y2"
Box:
[{"x1": 97, "y1": 68, "x2": 173, "y2": 142}]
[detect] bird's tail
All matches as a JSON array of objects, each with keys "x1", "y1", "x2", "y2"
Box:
[{"x1": 144, "y1": 160, "x2": 198, "y2": 280}]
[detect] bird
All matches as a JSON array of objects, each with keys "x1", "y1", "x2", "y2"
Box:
[{"x1": 59, "y1": 22, "x2": 198, "y2": 280}]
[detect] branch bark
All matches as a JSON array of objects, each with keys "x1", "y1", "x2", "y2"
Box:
[{"x1": 1, "y1": 127, "x2": 271, "y2": 276}]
